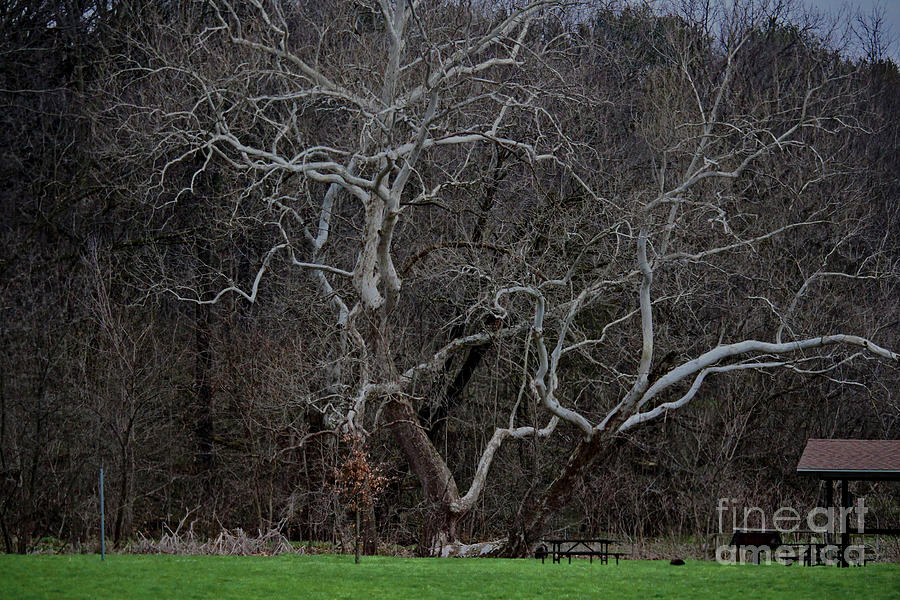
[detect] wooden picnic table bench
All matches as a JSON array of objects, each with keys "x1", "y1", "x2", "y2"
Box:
[
  {"x1": 729, "y1": 528, "x2": 783, "y2": 564},
  {"x1": 540, "y1": 538, "x2": 626, "y2": 564}
]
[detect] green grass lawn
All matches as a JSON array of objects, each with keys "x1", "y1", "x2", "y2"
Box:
[{"x1": 1, "y1": 554, "x2": 898, "y2": 599}]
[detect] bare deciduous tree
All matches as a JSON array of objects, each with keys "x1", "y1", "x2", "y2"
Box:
[{"x1": 92, "y1": 0, "x2": 898, "y2": 556}]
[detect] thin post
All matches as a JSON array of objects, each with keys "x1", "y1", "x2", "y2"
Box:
[
  {"x1": 824, "y1": 479, "x2": 833, "y2": 546},
  {"x1": 841, "y1": 479, "x2": 851, "y2": 568},
  {"x1": 100, "y1": 467, "x2": 106, "y2": 561},
  {"x1": 355, "y1": 509, "x2": 360, "y2": 564}
]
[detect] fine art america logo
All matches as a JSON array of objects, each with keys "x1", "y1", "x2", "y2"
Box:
[{"x1": 715, "y1": 498, "x2": 869, "y2": 566}]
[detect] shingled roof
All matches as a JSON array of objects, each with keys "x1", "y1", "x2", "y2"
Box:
[{"x1": 797, "y1": 439, "x2": 900, "y2": 480}]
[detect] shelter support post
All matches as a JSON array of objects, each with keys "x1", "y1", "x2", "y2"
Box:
[
  {"x1": 841, "y1": 479, "x2": 851, "y2": 568},
  {"x1": 825, "y1": 479, "x2": 833, "y2": 546}
]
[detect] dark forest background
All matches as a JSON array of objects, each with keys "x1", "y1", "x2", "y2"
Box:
[{"x1": 1, "y1": 0, "x2": 898, "y2": 556}]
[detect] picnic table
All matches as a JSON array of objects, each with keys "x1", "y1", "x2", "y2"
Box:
[
  {"x1": 541, "y1": 538, "x2": 625, "y2": 564},
  {"x1": 729, "y1": 528, "x2": 783, "y2": 564}
]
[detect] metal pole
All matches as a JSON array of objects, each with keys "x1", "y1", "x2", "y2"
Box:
[
  {"x1": 825, "y1": 479, "x2": 833, "y2": 546},
  {"x1": 100, "y1": 467, "x2": 106, "y2": 561},
  {"x1": 841, "y1": 479, "x2": 851, "y2": 568}
]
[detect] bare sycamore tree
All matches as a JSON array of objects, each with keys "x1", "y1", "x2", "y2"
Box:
[
  {"x1": 109, "y1": 0, "x2": 587, "y2": 551},
  {"x1": 104, "y1": 0, "x2": 899, "y2": 555}
]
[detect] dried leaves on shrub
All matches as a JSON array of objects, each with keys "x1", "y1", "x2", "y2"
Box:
[{"x1": 333, "y1": 434, "x2": 388, "y2": 511}]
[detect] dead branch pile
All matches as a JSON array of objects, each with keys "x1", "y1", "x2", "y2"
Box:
[{"x1": 130, "y1": 525, "x2": 299, "y2": 556}]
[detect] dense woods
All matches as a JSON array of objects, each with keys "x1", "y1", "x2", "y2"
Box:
[{"x1": 1, "y1": 0, "x2": 898, "y2": 557}]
